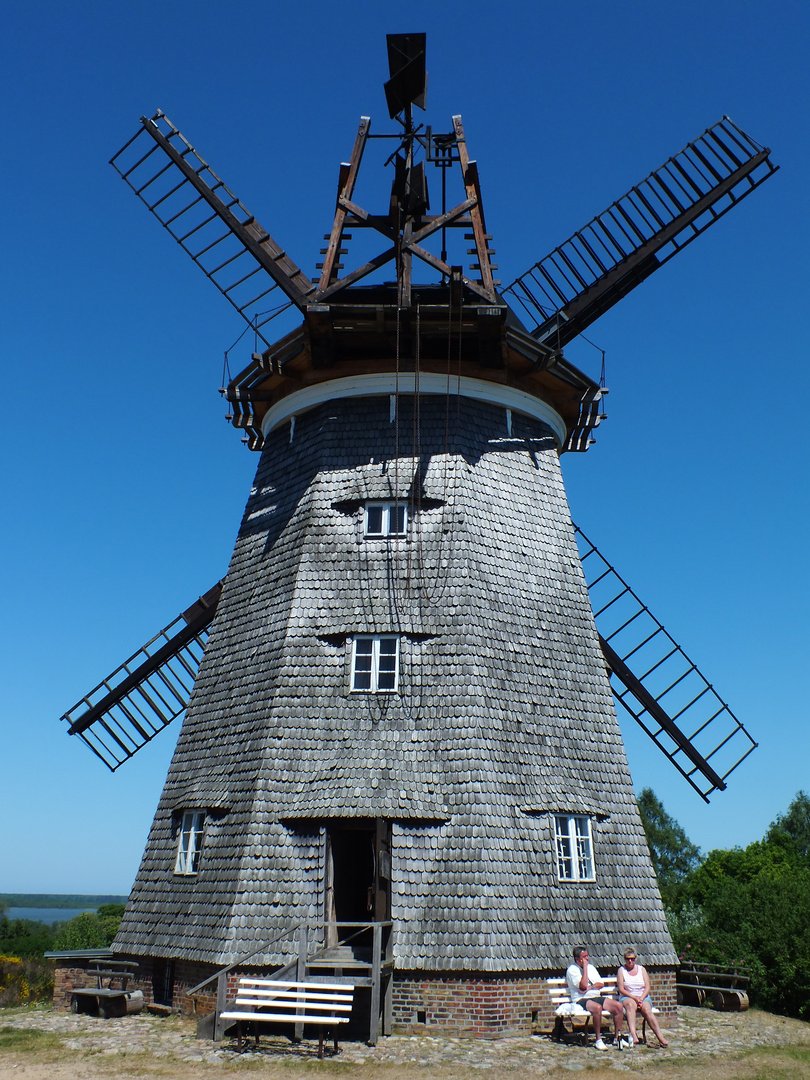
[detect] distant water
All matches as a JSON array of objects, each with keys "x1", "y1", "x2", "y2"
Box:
[{"x1": 6, "y1": 907, "x2": 97, "y2": 924}]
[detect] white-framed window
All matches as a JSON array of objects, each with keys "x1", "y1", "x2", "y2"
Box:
[
  {"x1": 364, "y1": 501, "x2": 407, "y2": 537},
  {"x1": 554, "y1": 815, "x2": 595, "y2": 882},
  {"x1": 174, "y1": 810, "x2": 205, "y2": 875},
  {"x1": 351, "y1": 636, "x2": 399, "y2": 692}
]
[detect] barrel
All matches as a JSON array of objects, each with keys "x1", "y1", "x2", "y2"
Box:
[
  {"x1": 677, "y1": 986, "x2": 705, "y2": 1007},
  {"x1": 124, "y1": 990, "x2": 145, "y2": 1015},
  {"x1": 711, "y1": 989, "x2": 749, "y2": 1011}
]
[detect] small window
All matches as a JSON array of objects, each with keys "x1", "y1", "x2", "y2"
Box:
[
  {"x1": 365, "y1": 501, "x2": 407, "y2": 537},
  {"x1": 352, "y1": 636, "x2": 399, "y2": 692},
  {"x1": 554, "y1": 815, "x2": 595, "y2": 882},
  {"x1": 174, "y1": 810, "x2": 205, "y2": 874}
]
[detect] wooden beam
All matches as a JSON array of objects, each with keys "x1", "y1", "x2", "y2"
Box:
[
  {"x1": 452, "y1": 116, "x2": 496, "y2": 301},
  {"x1": 317, "y1": 117, "x2": 370, "y2": 291},
  {"x1": 139, "y1": 116, "x2": 314, "y2": 310},
  {"x1": 599, "y1": 634, "x2": 726, "y2": 792}
]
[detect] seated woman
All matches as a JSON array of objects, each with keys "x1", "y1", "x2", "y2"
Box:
[{"x1": 616, "y1": 949, "x2": 669, "y2": 1047}]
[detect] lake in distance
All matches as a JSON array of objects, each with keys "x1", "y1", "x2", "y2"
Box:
[{"x1": 6, "y1": 907, "x2": 98, "y2": 924}]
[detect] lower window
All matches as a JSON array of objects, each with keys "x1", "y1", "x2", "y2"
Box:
[
  {"x1": 554, "y1": 815, "x2": 595, "y2": 881},
  {"x1": 352, "y1": 636, "x2": 399, "y2": 692},
  {"x1": 174, "y1": 810, "x2": 205, "y2": 874}
]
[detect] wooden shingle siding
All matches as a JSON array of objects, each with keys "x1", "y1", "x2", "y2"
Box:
[{"x1": 114, "y1": 395, "x2": 674, "y2": 972}]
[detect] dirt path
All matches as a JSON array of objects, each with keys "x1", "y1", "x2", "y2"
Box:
[{"x1": 2, "y1": 1005, "x2": 810, "y2": 1080}]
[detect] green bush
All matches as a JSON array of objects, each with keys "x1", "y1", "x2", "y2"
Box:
[
  {"x1": 0, "y1": 955, "x2": 53, "y2": 1007},
  {"x1": 0, "y1": 917, "x2": 54, "y2": 959},
  {"x1": 52, "y1": 910, "x2": 122, "y2": 951}
]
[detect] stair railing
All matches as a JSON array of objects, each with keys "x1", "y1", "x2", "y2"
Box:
[{"x1": 187, "y1": 918, "x2": 394, "y2": 1044}]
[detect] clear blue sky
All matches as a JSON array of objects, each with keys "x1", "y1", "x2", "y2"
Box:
[{"x1": 1, "y1": 0, "x2": 807, "y2": 895}]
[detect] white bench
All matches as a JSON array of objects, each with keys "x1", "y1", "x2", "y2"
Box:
[
  {"x1": 220, "y1": 978, "x2": 354, "y2": 1058},
  {"x1": 545, "y1": 978, "x2": 659, "y2": 1045},
  {"x1": 547, "y1": 977, "x2": 618, "y2": 1044}
]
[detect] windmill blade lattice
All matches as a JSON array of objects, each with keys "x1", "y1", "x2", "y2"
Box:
[
  {"x1": 575, "y1": 525, "x2": 757, "y2": 801},
  {"x1": 504, "y1": 118, "x2": 777, "y2": 348},
  {"x1": 110, "y1": 113, "x2": 315, "y2": 348},
  {"x1": 61, "y1": 582, "x2": 223, "y2": 771}
]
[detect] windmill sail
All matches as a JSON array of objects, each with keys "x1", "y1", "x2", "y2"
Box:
[
  {"x1": 504, "y1": 118, "x2": 777, "y2": 348},
  {"x1": 61, "y1": 583, "x2": 223, "y2": 771},
  {"x1": 110, "y1": 113, "x2": 315, "y2": 348},
  {"x1": 575, "y1": 526, "x2": 757, "y2": 801}
]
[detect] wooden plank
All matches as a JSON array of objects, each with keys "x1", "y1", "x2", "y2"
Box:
[
  {"x1": 231, "y1": 997, "x2": 352, "y2": 1006},
  {"x1": 238, "y1": 978, "x2": 355, "y2": 991},
  {"x1": 220, "y1": 1011, "x2": 350, "y2": 1024}
]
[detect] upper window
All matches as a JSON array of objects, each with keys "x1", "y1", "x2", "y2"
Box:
[
  {"x1": 174, "y1": 810, "x2": 205, "y2": 875},
  {"x1": 352, "y1": 636, "x2": 399, "y2": 692},
  {"x1": 365, "y1": 502, "x2": 407, "y2": 537},
  {"x1": 554, "y1": 815, "x2": 595, "y2": 882}
]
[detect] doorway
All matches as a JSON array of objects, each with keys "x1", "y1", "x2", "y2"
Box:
[{"x1": 325, "y1": 819, "x2": 391, "y2": 936}]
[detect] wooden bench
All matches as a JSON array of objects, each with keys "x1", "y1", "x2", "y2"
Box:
[
  {"x1": 676, "y1": 962, "x2": 750, "y2": 1011},
  {"x1": 69, "y1": 960, "x2": 143, "y2": 1019},
  {"x1": 547, "y1": 977, "x2": 618, "y2": 1044},
  {"x1": 219, "y1": 978, "x2": 354, "y2": 1058},
  {"x1": 546, "y1": 978, "x2": 659, "y2": 1045}
]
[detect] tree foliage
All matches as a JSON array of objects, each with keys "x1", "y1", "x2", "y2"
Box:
[
  {"x1": 765, "y1": 789, "x2": 810, "y2": 862},
  {"x1": 52, "y1": 910, "x2": 123, "y2": 951},
  {"x1": 0, "y1": 905, "x2": 125, "y2": 960},
  {"x1": 665, "y1": 790, "x2": 810, "y2": 1022},
  {"x1": 0, "y1": 916, "x2": 54, "y2": 958},
  {"x1": 636, "y1": 787, "x2": 702, "y2": 906}
]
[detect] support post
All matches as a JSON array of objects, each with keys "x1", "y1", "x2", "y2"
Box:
[
  {"x1": 295, "y1": 923, "x2": 308, "y2": 1041},
  {"x1": 369, "y1": 922, "x2": 382, "y2": 1045},
  {"x1": 383, "y1": 922, "x2": 394, "y2": 1036},
  {"x1": 214, "y1": 970, "x2": 228, "y2": 1042}
]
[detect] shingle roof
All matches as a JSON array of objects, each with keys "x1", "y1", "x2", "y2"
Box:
[{"x1": 114, "y1": 394, "x2": 676, "y2": 971}]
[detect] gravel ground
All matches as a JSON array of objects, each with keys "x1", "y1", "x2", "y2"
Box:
[{"x1": 2, "y1": 1004, "x2": 810, "y2": 1076}]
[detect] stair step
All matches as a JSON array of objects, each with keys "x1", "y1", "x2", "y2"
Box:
[{"x1": 308, "y1": 963, "x2": 375, "y2": 972}]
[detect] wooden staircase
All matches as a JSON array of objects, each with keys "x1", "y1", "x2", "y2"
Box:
[{"x1": 191, "y1": 921, "x2": 394, "y2": 1045}]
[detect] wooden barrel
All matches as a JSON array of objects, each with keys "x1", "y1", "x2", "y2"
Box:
[
  {"x1": 124, "y1": 990, "x2": 145, "y2": 1015},
  {"x1": 677, "y1": 986, "x2": 705, "y2": 1006},
  {"x1": 711, "y1": 989, "x2": 749, "y2": 1011}
]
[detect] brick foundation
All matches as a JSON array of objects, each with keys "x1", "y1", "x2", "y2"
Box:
[
  {"x1": 53, "y1": 957, "x2": 676, "y2": 1039},
  {"x1": 392, "y1": 967, "x2": 677, "y2": 1038}
]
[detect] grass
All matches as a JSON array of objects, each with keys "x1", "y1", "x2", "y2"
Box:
[{"x1": 0, "y1": 1025, "x2": 62, "y2": 1052}]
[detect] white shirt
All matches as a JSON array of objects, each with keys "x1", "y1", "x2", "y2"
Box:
[{"x1": 566, "y1": 961, "x2": 603, "y2": 1002}]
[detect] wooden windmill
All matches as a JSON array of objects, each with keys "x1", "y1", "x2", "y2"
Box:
[{"x1": 59, "y1": 35, "x2": 775, "y2": 1038}]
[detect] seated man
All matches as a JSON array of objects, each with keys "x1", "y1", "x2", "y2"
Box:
[{"x1": 565, "y1": 945, "x2": 625, "y2": 1051}]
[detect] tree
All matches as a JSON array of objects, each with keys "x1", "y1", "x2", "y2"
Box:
[
  {"x1": 636, "y1": 788, "x2": 701, "y2": 906},
  {"x1": 52, "y1": 910, "x2": 122, "y2": 951},
  {"x1": 669, "y1": 792, "x2": 810, "y2": 1021},
  {"x1": 766, "y1": 790, "x2": 810, "y2": 862}
]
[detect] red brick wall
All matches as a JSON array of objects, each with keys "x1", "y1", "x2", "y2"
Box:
[
  {"x1": 392, "y1": 967, "x2": 677, "y2": 1037},
  {"x1": 51, "y1": 956, "x2": 222, "y2": 1016},
  {"x1": 54, "y1": 957, "x2": 676, "y2": 1039}
]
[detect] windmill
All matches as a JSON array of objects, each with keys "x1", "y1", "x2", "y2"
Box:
[{"x1": 58, "y1": 34, "x2": 774, "y2": 1038}]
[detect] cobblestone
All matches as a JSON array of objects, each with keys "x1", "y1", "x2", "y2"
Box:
[{"x1": 2, "y1": 1005, "x2": 809, "y2": 1073}]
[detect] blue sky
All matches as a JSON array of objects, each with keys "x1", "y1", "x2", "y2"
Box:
[{"x1": 1, "y1": 0, "x2": 807, "y2": 895}]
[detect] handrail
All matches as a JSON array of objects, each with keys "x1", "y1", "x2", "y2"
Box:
[
  {"x1": 188, "y1": 919, "x2": 394, "y2": 996},
  {"x1": 186, "y1": 921, "x2": 307, "y2": 996}
]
